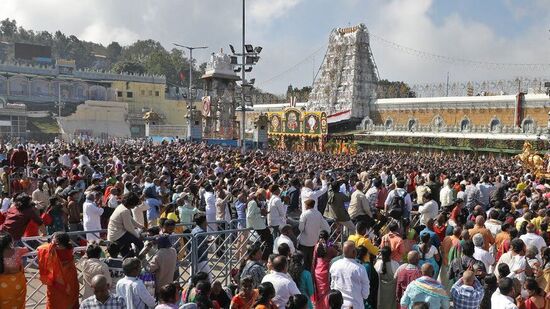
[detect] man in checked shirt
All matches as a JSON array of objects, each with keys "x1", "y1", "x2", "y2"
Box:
[{"x1": 450, "y1": 270, "x2": 485, "y2": 309}]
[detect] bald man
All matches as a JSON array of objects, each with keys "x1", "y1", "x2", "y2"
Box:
[
  {"x1": 401, "y1": 264, "x2": 450, "y2": 309},
  {"x1": 348, "y1": 181, "x2": 374, "y2": 224},
  {"x1": 450, "y1": 270, "x2": 485, "y2": 309},
  {"x1": 468, "y1": 215, "x2": 495, "y2": 251},
  {"x1": 330, "y1": 241, "x2": 370, "y2": 309},
  {"x1": 395, "y1": 251, "x2": 422, "y2": 302},
  {"x1": 519, "y1": 222, "x2": 546, "y2": 254},
  {"x1": 81, "y1": 274, "x2": 126, "y2": 308}
]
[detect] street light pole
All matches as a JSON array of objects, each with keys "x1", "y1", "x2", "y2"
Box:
[
  {"x1": 173, "y1": 43, "x2": 208, "y2": 140},
  {"x1": 240, "y1": 0, "x2": 246, "y2": 153}
]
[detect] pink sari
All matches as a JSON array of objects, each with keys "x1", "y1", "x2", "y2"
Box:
[{"x1": 312, "y1": 243, "x2": 338, "y2": 309}]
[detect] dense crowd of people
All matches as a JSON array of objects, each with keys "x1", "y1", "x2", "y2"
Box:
[{"x1": 0, "y1": 139, "x2": 549, "y2": 309}]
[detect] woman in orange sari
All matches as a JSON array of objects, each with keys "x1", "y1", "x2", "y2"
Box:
[
  {"x1": 0, "y1": 232, "x2": 28, "y2": 309},
  {"x1": 37, "y1": 232, "x2": 79, "y2": 309}
]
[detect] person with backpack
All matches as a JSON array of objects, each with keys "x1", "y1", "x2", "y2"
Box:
[
  {"x1": 385, "y1": 178, "x2": 412, "y2": 217},
  {"x1": 384, "y1": 178, "x2": 412, "y2": 235}
]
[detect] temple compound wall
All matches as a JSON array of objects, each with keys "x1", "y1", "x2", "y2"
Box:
[{"x1": 368, "y1": 93, "x2": 549, "y2": 134}]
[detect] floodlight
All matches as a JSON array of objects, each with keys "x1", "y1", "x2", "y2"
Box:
[
  {"x1": 245, "y1": 44, "x2": 254, "y2": 53},
  {"x1": 254, "y1": 46, "x2": 263, "y2": 54},
  {"x1": 229, "y1": 44, "x2": 236, "y2": 54}
]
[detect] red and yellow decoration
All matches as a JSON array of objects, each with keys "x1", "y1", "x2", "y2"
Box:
[{"x1": 268, "y1": 108, "x2": 328, "y2": 151}]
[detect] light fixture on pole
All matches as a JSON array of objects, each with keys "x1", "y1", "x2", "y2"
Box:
[
  {"x1": 173, "y1": 43, "x2": 208, "y2": 140},
  {"x1": 229, "y1": 0, "x2": 263, "y2": 152}
]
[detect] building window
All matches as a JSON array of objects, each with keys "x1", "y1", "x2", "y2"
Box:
[
  {"x1": 155, "y1": 91, "x2": 160, "y2": 97},
  {"x1": 384, "y1": 118, "x2": 393, "y2": 130},
  {"x1": 141, "y1": 90, "x2": 145, "y2": 96},
  {"x1": 460, "y1": 118, "x2": 471, "y2": 132},
  {"x1": 490, "y1": 118, "x2": 501, "y2": 133},
  {"x1": 149, "y1": 90, "x2": 153, "y2": 96},
  {"x1": 432, "y1": 116, "x2": 444, "y2": 130},
  {"x1": 522, "y1": 118, "x2": 535, "y2": 133},
  {"x1": 117, "y1": 91, "x2": 123, "y2": 97},
  {"x1": 127, "y1": 92, "x2": 133, "y2": 98},
  {"x1": 407, "y1": 119, "x2": 417, "y2": 131}
]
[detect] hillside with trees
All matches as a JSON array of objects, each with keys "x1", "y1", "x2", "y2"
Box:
[{"x1": 0, "y1": 18, "x2": 205, "y2": 88}]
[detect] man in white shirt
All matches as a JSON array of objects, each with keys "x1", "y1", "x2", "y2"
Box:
[
  {"x1": 261, "y1": 256, "x2": 300, "y2": 309},
  {"x1": 0, "y1": 193, "x2": 10, "y2": 213},
  {"x1": 31, "y1": 179, "x2": 50, "y2": 210},
  {"x1": 519, "y1": 223, "x2": 546, "y2": 255},
  {"x1": 330, "y1": 241, "x2": 370, "y2": 309},
  {"x1": 439, "y1": 179, "x2": 455, "y2": 208},
  {"x1": 78, "y1": 149, "x2": 91, "y2": 168},
  {"x1": 300, "y1": 174, "x2": 327, "y2": 212},
  {"x1": 273, "y1": 224, "x2": 296, "y2": 255},
  {"x1": 491, "y1": 277, "x2": 518, "y2": 309},
  {"x1": 59, "y1": 150, "x2": 72, "y2": 168},
  {"x1": 298, "y1": 199, "x2": 330, "y2": 270},
  {"x1": 472, "y1": 233, "x2": 495, "y2": 274},
  {"x1": 267, "y1": 185, "x2": 287, "y2": 237},
  {"x1": 485, "y1": 210, "x2": 503, "y2": 237},
  {"x1": 116, "y1": 257, "x2": 156, "y2": 309},
  {"x1": 83, "y1": 192, "x2": 104, "y2": 242},
  {"x1": 413, "y1": 192, "x2": 438, "y2": 227}
]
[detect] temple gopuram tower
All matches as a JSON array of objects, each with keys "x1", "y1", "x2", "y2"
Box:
[{"x1": 308, "y1": 23, "x2": 378, "y2": 120}]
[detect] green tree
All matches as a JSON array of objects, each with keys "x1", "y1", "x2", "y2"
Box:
[
  {"x1": 106, "y1": 41, "x2": 122, "y2": 62},
  {"x1": 121, "y1": 39, "x2": 165, "y2": 62},
  {"x1": 112, "y1": 60, "x2": 146, "y2": 74},
  {"x1": 376, "y1": 79, "x2": 415, "y2": 98},
  {"x1": 0, "y1": 19, "x2": 17, "y2": 37},
  {"x1": 286, "y1": 85, "x2": 312, "y2": 102}
]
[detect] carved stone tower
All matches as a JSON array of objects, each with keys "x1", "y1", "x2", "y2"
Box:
[
  {"x1": 201, "y1": 50, "x2": 240, "y2": 139},
  {"x1": 308, "y1": 24, "x2": 378, "y2": 119}
]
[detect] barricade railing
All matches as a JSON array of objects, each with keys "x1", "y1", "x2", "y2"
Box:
[{"x1": 21, "y1": 217, "x2": 348, "y2": 307}]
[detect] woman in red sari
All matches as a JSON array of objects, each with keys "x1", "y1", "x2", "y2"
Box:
[
  {"x1": 312, "y1": 230, "x2": 339, "y2": 309},
  {"x1": 37, "y1": 232, "x2": 79, "y2": 309},
  {"x1": 517, "y1": 278, "x2": 549, "y2": 309}
]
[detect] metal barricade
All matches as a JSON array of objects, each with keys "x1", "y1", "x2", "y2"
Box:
[
  {"x1": 21, "y1": 217, "x2": 354, "y2": 307},
  {"x1": 21, "y1": 221, "x2": 252, "y2": 308}
]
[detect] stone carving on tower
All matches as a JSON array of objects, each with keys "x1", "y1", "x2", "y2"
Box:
[
  {"x1": 308, "y1": 23, "x2": 378, "y2": 119},
  {"x1": 202, "y1": 50, "x2": 241, "y2": 139}
]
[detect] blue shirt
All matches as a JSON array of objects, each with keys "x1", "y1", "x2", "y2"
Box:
[
  {"x1": 450, "y1": 278, "x2": 484, "y2": 309},
  {"x1": 420, "y1": 227, "x2": 441, "y2": 248}
]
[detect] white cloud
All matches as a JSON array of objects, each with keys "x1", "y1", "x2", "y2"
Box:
[
  {"x1": 80, "y1": 23, "x2": 140, "y2": 46},
  {"x1": 367, "y1": 0, "x2": 550, "y2": 84},
  {"x1": 249, "y1": 0, "x2": 302, "y2": 23}
]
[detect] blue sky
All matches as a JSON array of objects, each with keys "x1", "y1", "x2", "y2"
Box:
[{"x1": 2, "y1": 0, "x2": 549, "y2": 94}]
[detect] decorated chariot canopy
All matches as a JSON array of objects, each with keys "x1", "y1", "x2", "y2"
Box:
[{"x1": 267, "y1": 108, "x2": 328, "y2": 137}]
